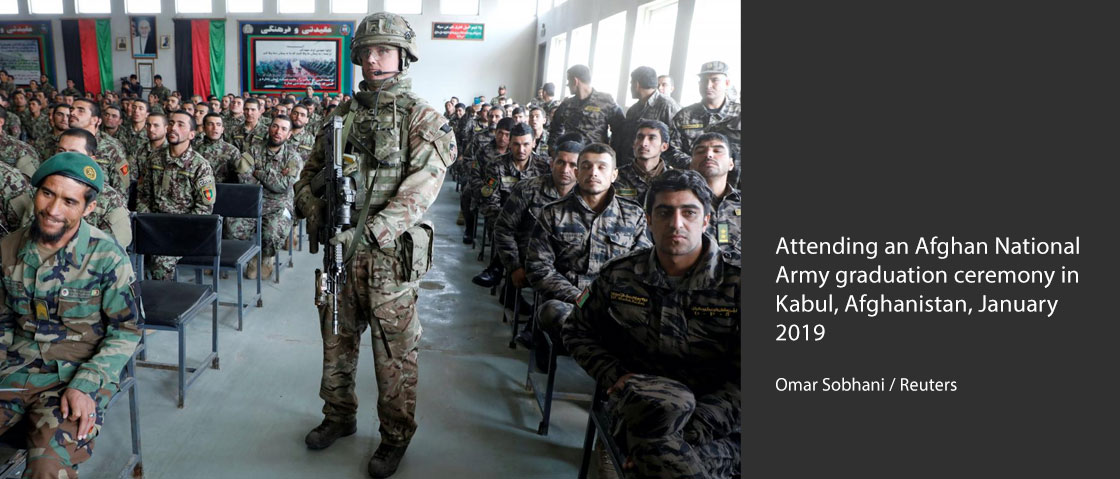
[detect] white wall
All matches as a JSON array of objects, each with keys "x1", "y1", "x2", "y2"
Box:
[{"x1": 6, "y1": 0, "x2": 537, "y2": 106}]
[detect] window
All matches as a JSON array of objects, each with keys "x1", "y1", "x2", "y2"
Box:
[
  {"x1": 332, "y1": 0, "x2": 366, "y2": 14},
  {"x1": 567, "y1": 23, "x2": 591, "y2": 73},
  {"x1": 385, "y1": 0, "x2": 421, "y2": 15},
  {"x1": 592, "y1": 11, "x2": 626, "y2": 104},
  {"x1": 546, "y1": 33, "x2": 567, "y2": 100},
  {"x1": 28, "y1": 0, "x2": 63, "y2": 14},
  {"x1": 77, "y1": 0, "x2": 111, "y2": 14},
  {"x1": 629, "y1": 0, "x2": 677, "y2": 94},
  {"x1": 126, "y1": 0, "x2": 161, "y2": 14},
  {"x1": 277, "y1": 0, "x2": 314, "y2": 13},
  {"x1": 537, "y1": 0, "x2": 550, "y2": 16},
  {"x1": 227, "y1": 0, "x2": 263, "y2": 13},
  {"x1": 177, "y1": 0, "x2": 212, "y2": 14},
  {"x1": 440, "y1": 0, "x2": 478, "y2": 15},
  {"x1": 0, "y1": 0, "x2": 18, "y2": 14},
  {"x1": 681, "y1": 0, "x2": 740, "y2": 106},
  {"x1": 555, "y1": 0, "x2": 567, "y2": 6}
]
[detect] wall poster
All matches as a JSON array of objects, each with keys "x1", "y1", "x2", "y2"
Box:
[
  {"x1": 0, "y1": 21, "x2": 55, "y2": 87},
  {"x1": 431, "y1": 22, "x2": 485, "y2": 41},
  {"x1": 239, "y1": 21, "x2": 354, "y2": 96}
]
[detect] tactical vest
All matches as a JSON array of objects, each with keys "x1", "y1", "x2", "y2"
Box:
[{"x1": 336, "y1": 91, "x2": 421, "y2": 220}]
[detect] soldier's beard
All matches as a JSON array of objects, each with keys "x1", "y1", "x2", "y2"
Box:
[{"x1": 30, "y1": 215, "x2": 72, "y2": 244}]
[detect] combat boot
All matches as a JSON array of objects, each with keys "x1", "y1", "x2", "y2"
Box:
[
  {"x1": 260, "y1": 256, "x2": 275, "y2": 279},
  {"x1": 367, "y1": 442, "x2": 408, "y2": 478},
  {"x1": 304, "y1": 418, "x2": 357, "y2": 450},
  {"x1": 244, "y1": 255, "x2": 259, "y2": 279}
]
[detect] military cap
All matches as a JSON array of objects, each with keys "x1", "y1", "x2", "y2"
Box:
[
  {"x1": 698, "y1": 61, "x2": 730, "y2": 76},
  {"x1": 31, "y1": 152, "x2": 104, "y2": 193}
]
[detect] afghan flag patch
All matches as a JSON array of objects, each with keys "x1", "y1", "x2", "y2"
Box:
[
  {"x1": 576, "y1": 288, "x2": 591, "y2": 308},
  {"x1": 202, "y1": 186, "x2": 214, "y2": 202}
]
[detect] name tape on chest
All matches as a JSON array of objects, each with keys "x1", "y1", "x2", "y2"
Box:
[
  {"x1": 680, "y1": 123, "x2": 704, "y2": 129},
  {"x1": 610, "y1": 291, "x2": 649, "y2": 307},
  {"x1": 616, "y1": 187, "x2": 637, "y2": 197},
  {"x1": 691, "y1": 305, "x2": 739, "y2": 318},
  {"x1": 584, "y1": 105, "x2": 602, "y2": 113}
]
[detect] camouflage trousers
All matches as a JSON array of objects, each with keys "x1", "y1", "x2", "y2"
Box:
[
  {"x1": 0, "y1": 379, "x2": 115, "y2": 479},
  {"x1": 606, "y1": 375, "x2": 740, "y2": 479},
  {"x1": 146, "y1": 255, "x2": 180, "y2": 281},
  {"x1": 318, "y1": 247, "x2": 422, "y2": 447},
  {"x1": 227, "y1": 209, "x2": 293, "y2": 257}
]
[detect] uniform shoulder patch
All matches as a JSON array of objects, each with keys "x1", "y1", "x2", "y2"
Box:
[
  {"x1": 576, "y1": 288, "x2": 590, "y2": 308},
  {"x1": 441, "y1": 123, "x2": 453, "y2": 133}
]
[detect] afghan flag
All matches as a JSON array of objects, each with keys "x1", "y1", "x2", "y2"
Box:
[
  {"x1": 60, "y1": 19, "x2": 113, "y2": 97},
  {"x1": 173, "y1": 19, "x2": 226, "y2": 98}
]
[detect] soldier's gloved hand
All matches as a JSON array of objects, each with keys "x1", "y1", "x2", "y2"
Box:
[{"x1": 329, "y1": 228, "x2": 358, "y2": 252}]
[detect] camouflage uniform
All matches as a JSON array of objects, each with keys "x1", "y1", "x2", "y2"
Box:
[
  {"x1": 93, "y1": 131, "x2": 131, "y2": 193},
  {"x1": 59, "y1": 87, "x2": 81, "y2": 98},
  {"x1": 492, "y1": 175, "x2": 564, "y2": 273},
  {"x1": 0, "y1": 80, "x2": 14, "y2": 97},
  {"x1": 546, "y1": 90, "x2": 623, "y2": 151},
  {"x1": 149, "y1": 85, "x2": 170, "y2": 102},
  {"x1": 0, "y1": 220, "x2": 141, "y2": 479},
  {"x1": 3, "y1": 113, "x2": 21, "y2": 140},
  {"x1": 705, "y1": 114, "x2": 741, "y2": 180},
  {"x1": 33, "y1": 132, "x2": 60, "y2": 164},
  {"x1": 289, "y1": 128, "x2": 316, "y2": 167},
  {"x1": 707, "y1": 185, "x2": 741, "y2": 266},
  {"x1": 540, "y1": 99, "x2": 561, "y2": 124},
  {"x1": 533, "y1": 130, "x2": 550, "y2": 158},
  {"x1": 132, "y1": 142, "x2": 166, "y2": 186},
  {"x1": 221, "y1": 115, "x2": 246, "y2": 142},
  {"x1": 669, "y1": 99, "x2": 741, "y2": 169},
  {"x1": 611, "y1": 91, "x2": 681, "y2": 167},
  {"x1": 562, "y1": 237, "x2": 740, "y2": 479},
  {"x1": 525, "y1": 188, "x2": 650, "y2": 334},
  {"x1": 135, "y1": 144, "x2": 216, "y2": 279},
  {"x1": 0, "y1": 133, "x2": 41, "y2": 178},
  {"x1": 0, "y1": 162, "x2": 31, "y2": 234},
  {"x1": 293, "y1": 74, "x2": 455, "y2": 449},
  {"x1": 194, "y1": 137, "x2": 241, "y2": 184},
  {"x1": 229, "y1": 121, "x2": 267, "y2": 154},
  {"x1": 27, "y1": 115, "x2": 50, "y2": 142},
  {"x1": 478, "y1": 152, "x2": 549, "y2": 222},
  {"x1": 614, "y1": 159, "x2": 671, "y2": 206},
  {"x1": 230, "y1": 141, "x2": 300, "y2": 257}
]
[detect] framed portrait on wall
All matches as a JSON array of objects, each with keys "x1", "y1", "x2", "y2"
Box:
[
  {"x1": 136, "y1": 60, "x2": 153, "y2": 89},
  {"x1": 115, "y1": 37, "x2": 126, "y2": 51},
  {"x1": 130, "y1": 16, "x2": 157, "y2": 58},
  {"x1": 160, "y1": 35, "x2": 170, "y2": 49}
]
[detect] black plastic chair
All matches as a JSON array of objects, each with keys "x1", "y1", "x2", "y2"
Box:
[
  {"x1": 524, "y1": 292, "x2": 594, "y2": 435},
  {"x1": 501, "y1": 274, "x2": 532, "y2": 348},
  {"x1": 133, "y1": 213, "x2": 221, "y2": 408},
  {"x1": 578, "y1": 385, "x2": 628, "y2": 479},
  {"x1": 177, "y1": 183, "x2": 263, "y2": 331},
  {"x1": 0, "y1": 344, "x2": 145, "y2": 478}
]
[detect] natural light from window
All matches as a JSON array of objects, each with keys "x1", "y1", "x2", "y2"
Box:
[
  {"x1": 629, "y1": 0, "x2": 677, "y2": 93},
  {"x1": 0, "y1": 0, "x2": 16, "y2": 14},
  {"x1": 176, "y1": 0, "x2": 211, "y2": 14},
  {"x1": 227, "y1": 0, "x2": 264, "y2": 13},
  {"x1": 277, "y1": 0, "x2": 314, "y2": 14},
  {"x1": 592, "y1": 11, "x2": 626, "y2": 104},
  {"x1": 681, "y1": 0, "x2": 741, "y2": 106},
  {"x1": 441, "y1": 0, "x2": 478, "y2": 15},
  {"x1": 29, "y1": 0, "x2": 63, "y2": 14},
  {"x1": 332, "y1": 0, "x2": 367, "y2": 14},
  {"x1": 567, "y1": 23, "x2": 592, "y2": 73},
  {"x1": 126, "y1": 0, "x2": 162, "y2": 14},
  {"x1": 77, "y1": 0, "x2": 111, "y2": 14},
  {"x1": 547, "y1": 33, "x2": 567, "y2": 100},
  {"x1": 385, "y1": 0, "x2": 422, "y2": 15}
]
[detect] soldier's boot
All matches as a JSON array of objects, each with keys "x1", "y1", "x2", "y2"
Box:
[
  {"x1": 304, "y1": 418, "x2": 357, "y2": 450},
  {"x1": 260, "y1": 256, "x2": 275, "y2": 279},
  {"x1": 367, "y1": 442, "x2": 409, "y2": 478},
  {"x1": 244, "y1": 255, "x2": 259, "y2": 280}
]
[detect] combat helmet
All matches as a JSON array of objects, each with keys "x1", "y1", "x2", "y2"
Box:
[{"x1": 351, "y1": 12, "x2": 419, "y2": 68}]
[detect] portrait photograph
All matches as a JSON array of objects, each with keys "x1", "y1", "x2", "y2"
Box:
[{"x1": 130, "y1": 16, "x2": 157, "y2": 58}]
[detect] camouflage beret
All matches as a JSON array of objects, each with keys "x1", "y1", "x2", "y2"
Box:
[{"x1": 31, "y1": 152, "x2": 104, "y2": 193}]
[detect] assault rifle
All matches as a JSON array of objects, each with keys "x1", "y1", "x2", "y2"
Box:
[{"x1": 311, "y1": 116, "x2": 354, "y2": 335}]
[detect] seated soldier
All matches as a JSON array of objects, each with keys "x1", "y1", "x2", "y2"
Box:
[
  {"x1": 472, "y1": 122, "x2": 550, "y2": 287},
  {"x1": 525, "y1": 143, "x2": 650, "y2": 367},
  {"x1": 0, "y1": 161, "x2": 30, "y2": 236},
  {"x1": 0, "y1": 153, "x2": 141, "y2": 478},
  {"x1": 462, "y1": 111, "x2": 507, "y2": 244},
  {"x1": 0, "y1": 107, "x2": 40, "y2": 178},
  {"x1": 23, "y1": 128, "x2": 132, "y2": 248},
  {"x1": 231, "y1": 115, "x2": 300, "y2": 279},
  {"x1": 195, "y1": 113, "x2": 240, "y2": 184},
  {"x1": 614, "y1": 119, "x2": 673, "y2": 205},
  {"x1": 689, "y1": 132, "x2": 740, "y2": 265},
  {"x1": 563, "y1": 169, "x2": 740, "y2": 479},
  {"x1": 492, "y1": 139, "x2": 580, "y2": 344}
]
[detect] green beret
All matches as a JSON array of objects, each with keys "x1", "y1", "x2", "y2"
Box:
[{"x1": 31, "y1": 152, "x2": 104, "y2": 193}]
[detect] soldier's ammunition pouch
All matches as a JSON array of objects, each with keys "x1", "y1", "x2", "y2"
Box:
[{"x1": 398, "y1": 221, "x2": 433, "y2": 282}]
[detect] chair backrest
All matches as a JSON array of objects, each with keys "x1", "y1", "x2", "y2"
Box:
[
  {"x1": 131, "y1": 213, "x2": 222, "y2": 257},
  {"x1": 213, "y1": 183, "x2": 263, "y2": 219}
]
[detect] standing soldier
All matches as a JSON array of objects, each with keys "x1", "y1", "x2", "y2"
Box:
[
  {"x1": 26, "y1": 98, "x2": 50, "y2": 142},
  {"x1": 0, "y1": 108, "x2": 40, "y2": 178},
  {"x1": 149, "y1": 75, "x2": 171, "y2": 103},
  {"x1": 135, "y1": 111, "x2": 216, "y2": 279},
  {"x1": 293, "y1": 12, "x2": 455, "y2": 478},
  {"x1": 0, "y1": 161, "x2": 31, "y2": 235},
  {"x1": 539, "y1": 82, "x2": 560, "y2": 124},
  {"x1": 232, "y1": 115, "x2": 300, "y2": 280},
  {"x1": 59, "y1": 79, "x2": 82, "y2": 98},
  {"x1": 669, "y1": 61, "x2": 741, "y2": 169},
  {"x1": 547, "y1": 65, "x2": 624, "y2": 154},
  {"x1": 612, "y1": 66, "x2": 681, "y2": 168}
]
